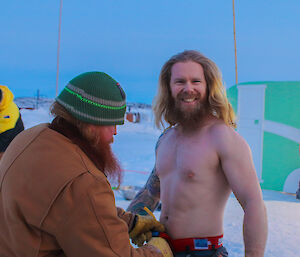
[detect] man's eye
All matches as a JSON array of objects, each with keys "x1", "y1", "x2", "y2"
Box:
[{"x1": 193, "y1": 80, "x2": 201, "y2": 83}]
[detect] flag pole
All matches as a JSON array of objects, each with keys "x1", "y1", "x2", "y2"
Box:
[
  {"x1": 232, "y1": 0, "x2": 238, "y2": 85},
  {"x1": 55, "y1": 0, "x2": 63, "y2": 97}
]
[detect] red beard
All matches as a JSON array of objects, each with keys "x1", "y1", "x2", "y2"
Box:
[
  {"x1": 50, "y1": 117, "x2": 122, "y2": 186},
  {"x1": 85, "y1": 131, "x2": 122, "y2": 186}
]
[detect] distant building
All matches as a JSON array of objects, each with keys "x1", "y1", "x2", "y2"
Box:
[
  {"x1": 227, "y1": 81, "x2": 300, "y2": 193},
  {"x1": 126, "y1": 112, "x2": 140, "y2": 123},
  {"x1": 125, "y1": 103, "x2": 153, "y2": 124}
]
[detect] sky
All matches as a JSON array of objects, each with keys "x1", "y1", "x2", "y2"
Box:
[{"x1": 1, "y1": 0, "x2": 300, "y2": 104}]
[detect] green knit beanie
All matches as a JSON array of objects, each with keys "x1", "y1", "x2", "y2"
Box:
[{"x1": 56, "y1": 71, "x2": 126, "y2": 125}]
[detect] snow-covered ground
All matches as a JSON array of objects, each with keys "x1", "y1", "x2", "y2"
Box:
[{"x1": 20, "y1": 105, "x2": 300, "y2": 257}]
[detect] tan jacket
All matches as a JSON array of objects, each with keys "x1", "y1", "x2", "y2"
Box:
[{"x1": 0, "y1": 124, "x2": 162, "y2": 257}]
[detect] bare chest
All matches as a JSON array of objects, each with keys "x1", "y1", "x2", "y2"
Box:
[{"x1": 156, "y1": 131, "x2": 219, "y2": 182}]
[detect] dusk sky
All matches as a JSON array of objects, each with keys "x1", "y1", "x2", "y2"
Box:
[{"x1": 1, "y1": 0, "x2": 300, "y2": 104}]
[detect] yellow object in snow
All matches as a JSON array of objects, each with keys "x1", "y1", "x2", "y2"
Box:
[
  {"x1": 0, "y1": 85, "x2": 20, "y2": 133},
  {"x1": 148, "y1": 237, "x2": 174, "y2": 257}
]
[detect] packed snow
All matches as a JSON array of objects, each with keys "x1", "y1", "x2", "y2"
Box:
[{"x1": 19, "y1": 102, "x2": 300, "y2": 257}]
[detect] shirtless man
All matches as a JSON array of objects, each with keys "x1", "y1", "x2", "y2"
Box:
[{"x1": 127, "y1": 50, "x2": 268, "y2": 257}]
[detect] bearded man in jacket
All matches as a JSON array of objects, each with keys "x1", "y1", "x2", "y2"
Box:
[{"x1": 0, "y1": 72, "x2": 173, "y2": 257}]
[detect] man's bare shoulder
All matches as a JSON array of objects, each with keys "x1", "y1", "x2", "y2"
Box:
[
  {"x1": 208, "y1": 121, "x2": 250, "y2": 156},
  {"x1": 156, "y1": 126, "x2": 176, "y2": 150},
  {"x1": 208, "y1": 121, "x2": 236, "y2": 137}
]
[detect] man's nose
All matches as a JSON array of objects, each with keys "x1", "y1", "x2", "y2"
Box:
[{"x1": 183, "y1": 82, "x2": 194, "y2": 92}]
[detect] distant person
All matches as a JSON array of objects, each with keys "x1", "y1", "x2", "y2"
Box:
[
  {"x1": 297, "y1": 147, "x2": 300, "y2": 200},
  {"x1": 127, "y1": 50, "x2": 268, "y2": 257},
  {"x1": 296, "y1": 181, "x2": 300, "y2": 200},
  {"x1": 0, "y1": 72, "x2": 173, "y2": 257},
  {"x1": 0, "y1": 85, "x2": 24, "y2": 159}
]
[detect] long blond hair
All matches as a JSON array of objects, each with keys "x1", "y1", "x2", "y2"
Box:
[{"x1": 153, "y1": 50, "x2": 236, "y2": 129}]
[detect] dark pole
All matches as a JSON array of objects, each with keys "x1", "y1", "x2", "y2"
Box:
[{"x1": 36, "y1": 89, "x2": 40, "y2": 109}]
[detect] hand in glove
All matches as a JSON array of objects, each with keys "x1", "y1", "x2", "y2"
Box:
[
  {"x1": 147, "y1": 237, "x2": 173, "y2": 257},
  {"x1": 130, "y1": 214, "x2": 165, "y2": 246}
]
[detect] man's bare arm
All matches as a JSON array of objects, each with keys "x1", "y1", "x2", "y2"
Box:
[
  {"x1": 127, "y1": 130, "x2": 170, "y2": 215},
  {"x1": 126, "y1": 167, "x2": 161, "y2": 215},
  {"x1": 215, "y1": 125, "x2": 268, "y2": 257}
]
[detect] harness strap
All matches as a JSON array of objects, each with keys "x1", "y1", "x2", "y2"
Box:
[{"x1": 155, "y1": 232, "x2": 223, "y2": 253}]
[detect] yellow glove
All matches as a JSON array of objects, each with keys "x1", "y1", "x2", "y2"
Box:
[
  {"x1": 147, "y1": 237, "x2": 173, "y2": 257},
  {"x1": 129, "y1": 214, "x2": 165, "y2": 246}
]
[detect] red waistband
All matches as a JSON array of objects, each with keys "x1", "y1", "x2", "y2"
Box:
[{"x1": 157, "y1": 232, "x2": 223, "y2": 252}]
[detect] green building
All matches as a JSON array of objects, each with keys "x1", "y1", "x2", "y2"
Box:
[{"x1": 227, "y1": 81, "x2": 300, "y2": 193}]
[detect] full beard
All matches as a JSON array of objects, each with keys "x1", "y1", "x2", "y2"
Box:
[
  {"x1": 82, "y1": 127, "x2": 122, "y2": 186},
  {"x1": 170, "y1": 91, "x2": 209, "y2": 132},
  {"x1": 50, "y1": 117, "x2": 123, "y2": 186}
]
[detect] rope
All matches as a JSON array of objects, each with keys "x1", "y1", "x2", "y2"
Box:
[
  {"x1": 55, "y1": 0, "x2": 63, "y2": 97},
  {"x1": 122, "y1": 169, "x2": 149, "y2": 175},
  {"x1": 232, "y1": 0, "x2": 238, "y2": 85}
]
